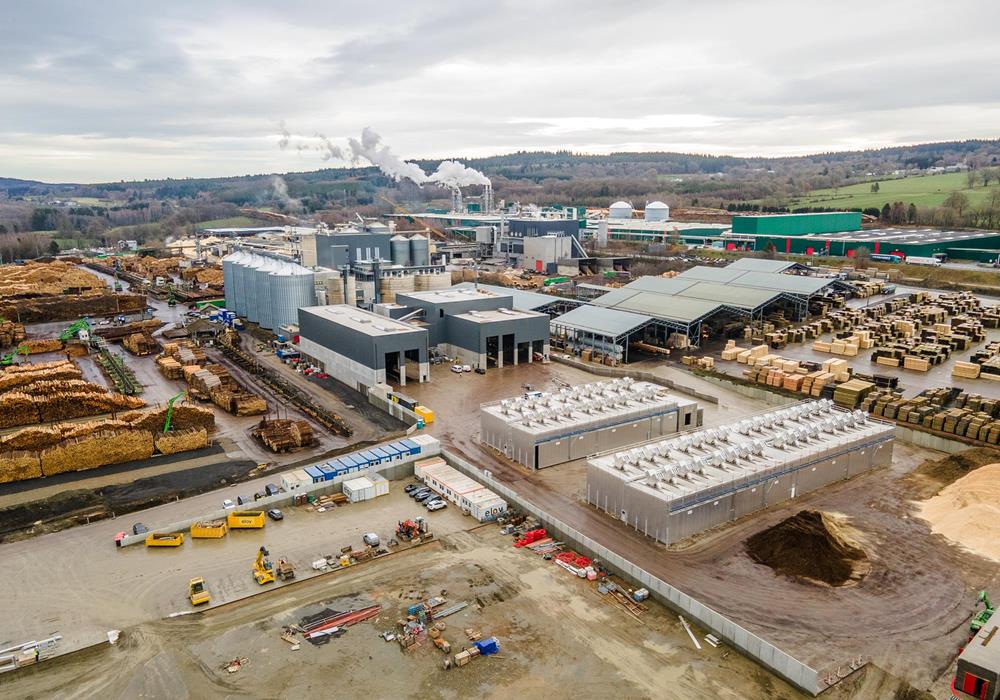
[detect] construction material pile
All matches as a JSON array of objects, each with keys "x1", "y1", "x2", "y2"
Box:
[
  {"x1": 0, "y1": 261, "x2": 105, "y2": 300},
  {"x1": 119, "y1": 255, "x2": 183, "y2": 279},
  {"x1": 181, "y1": 266, "x2": 224, "y2": 286},
  {"x1": 0, "y1": 319, "x2": 26, "y2": 347},
  {"x1": 919, "y1": 463, "x2": 1000, "y2": 562},
  {"x1": 0, "y1": 360, "x2": 145, "y2": 429},
  {"x1": 253, "y1": 418, "x2": 316, "y2": 452},
  {"x1": 745, "y1": 510, "x2": 870, "y2": 586},
  {"x1": 0, "y1": 403, "x2": 215, "y2": 483},
  {"x1": 122, "y1": 332, "x2": 161, "y2": 356},
  {"x1": 864, "y1": 388, "x2": 1000, "y2": 445}
]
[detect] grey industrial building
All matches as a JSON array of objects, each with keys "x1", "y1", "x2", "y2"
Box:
[
  {"x1": 395, "y1": 287, "x2": 551, "y2": 368},
  {"x1": 480, "y1": 378, "x2": 702, "y2": 470},
  {"x1": 297, "y1": 305, "x2": 429, "y2": 390},
  {"x1": 586, "y1": 400, "x2": 895, "y2": 544}
]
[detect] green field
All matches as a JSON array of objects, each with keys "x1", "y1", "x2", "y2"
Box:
[
  {"x1": 790, "y1": 171, "x2": 1000, "y2": 210},
  {"x1": 196, "y1": 216, "x2": 260, "y2": 229}
]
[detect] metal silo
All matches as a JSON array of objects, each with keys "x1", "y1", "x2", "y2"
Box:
[
  {"x1": 222, "y1": 251, "x2": 238, "y2": 311},
  {"x1": 255, "y1": 256, "x2": 281, "y2": 329},
  {"x1": 644, "y1": 201, "x2": 669, "y2": 222},
  {"x1": 409, "y1": 233, "x2": 429, "y2": 266},
  {"x1": 231, "y1": 251, "x2": 252, "y2": 317},
  {"x1": 609, "y1": 200, "x2": 633, "y2": 219},
  {"x1": 270, "y1": 262, "x2": 315, "y2": 329},
  {"x1": 390, "y1": 235, "x2": 411, "y2": 266}
]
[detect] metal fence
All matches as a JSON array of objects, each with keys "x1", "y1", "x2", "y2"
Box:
[{"x1": 443, "y1": 448, "x2": 822, "y2": 696}]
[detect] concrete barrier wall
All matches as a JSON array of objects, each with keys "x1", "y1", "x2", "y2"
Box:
[
  {"x1": 891, "y1": 423, "x2": 975, "y2": 454},
  {"x1": 367, "y1": 391, "x2": 420, "y2": 425},
  {"x1": 443, "y1": 448, "x2": 821, "y2": 696},
  {"x1": 697, "y1": 373, "x2": 798, "y2": 406},
  {"x1": 551, "y1": 356, "x2": 720, "y2": 405},
  {"x1": 118, "y1": 448, "x2": 432, "y2": 547}
]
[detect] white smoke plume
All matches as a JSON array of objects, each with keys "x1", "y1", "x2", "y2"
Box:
[
  {"x1": 270, "y1": 176, "x2": 302, "y2": 212},
  {"x1": 278, "y1": 124, "x2": 491, "y2": 188}
]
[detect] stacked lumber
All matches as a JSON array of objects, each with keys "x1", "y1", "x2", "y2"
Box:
[
  {"x1": 254, "y1": 419, "x2": 316, "y2": 452},
  {"x1": 161, "y1": 341, "x2": 207, "y2": 365},
  {"x1": 833, "y1": 379, "x2": 875, "y2": 409},
  {"x1": 39, "y1": 429, "x2": 153, "y2": 475},
  {"x1": 863, "y1": 387, "x2": 1000, "y2": 445},
  {"x1": 122, "y1": 332, "x2": 161, "y2": 356},
  {"x1": 720, "y1": 340, "x2": 740, "y2": 361},
  {"x1": 902, "y1": 356, "x2": 930, "y2": 372},
  {"x1": 953, "y1": 361, "x2": 981, "y2": 379},
  {"x1": 822, "y1": 359, "x2": 850, "y2": 382},
  {"x1": 156, "y1": 356, "x2": 183, "y2": 379},
  {"x1": 0, "y1": 319, "x2": 26, "y2": 347},
  {"x1": 155, "y1": 428, "x2": 209, "y2": 455}
]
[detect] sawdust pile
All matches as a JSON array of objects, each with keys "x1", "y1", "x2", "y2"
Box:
[
  {"x1": 745, "y1": 510, "x2": 871, "y2": 586},
  {"x1": 919, "y1": 463, "x2": 1000, "y2": 563}
]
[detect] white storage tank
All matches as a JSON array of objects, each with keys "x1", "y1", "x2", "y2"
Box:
[
  {"x1": 409, "y1": 233, "x2": 429, "y2": 266},
  {"x1": 390, "y1": 235, "x2": 411, "y2": 266},
  {"x1": 242, "y1": 254, "x2": 265, "y2": 323},
  {"x1": 609, "y1": 200, "x2": 633, "y2": 219},
  {"x1": 269, "y1": 261, "x2": 315, "y2": 330},
  {"x1": 644, "y1": 200, "x2": 669, "y2": 222},
  {"x1": 222, "y1": 251, "x2": 237, "y2": 311}
]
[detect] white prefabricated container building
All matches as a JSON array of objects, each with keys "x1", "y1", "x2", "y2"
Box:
[
  {"x1": 370, "y1": 472, "x2": 390, "y2": 498},
  {"x1": 414, "y1": 457, "x2": 508, "y2": 522},
  {"x1": 281, "y1": 469, "x2": 311, "y2": 492},
  {"x1": 462, "y1": 488, "x2": 508, "y2": 522},
  {"x1": 343, "y1": 476, "x2": 376, "y2": 502}
]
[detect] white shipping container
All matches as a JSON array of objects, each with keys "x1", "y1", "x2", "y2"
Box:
[
  {"x1": 343, "y1": 476, "x2": 376, "y2": 502},
  {"x1": 370, "y1": 473, "x2": 390, "y2": 497},
  {"x1": 463, "y1": 488, "x2": 508, "y2": 522},
  {"x1": 281, "y1": 469, "x2": 310, "y2": 492}
]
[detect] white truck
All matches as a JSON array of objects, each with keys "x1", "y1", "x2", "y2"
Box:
[{"x1": 904, "y1": 256, "x2": 943, "y2": 267}]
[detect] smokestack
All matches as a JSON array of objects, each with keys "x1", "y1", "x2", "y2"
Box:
[
  {"x1": 484, "y1": 183, "x2": 494, "y2": 214},
  {"x1": 451, "y1": 187, "x2": 463, "y2": 214}
]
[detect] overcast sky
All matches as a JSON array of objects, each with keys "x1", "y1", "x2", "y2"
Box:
[{"x1": 3, "y1": 0, "x2": 999, "y2": 183}]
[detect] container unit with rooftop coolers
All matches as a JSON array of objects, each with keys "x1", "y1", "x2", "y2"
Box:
[
  {"x1": 480, "y1": 377, "x2": 702, "y2": 470},
  {"x1": 586, "y1": 400, "x2": 894, "y2": 545}
]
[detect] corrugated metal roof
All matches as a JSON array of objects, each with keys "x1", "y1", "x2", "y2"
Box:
[
  {"x1": 729, "y1": 271, "x2": 834, "y2": 295},
  {"x1": 606, "y1": 291, "x2": 723, "y2": 322},
  {"x1": 676, "y1": 266, "x2": 747, "y2": 283},
  {"x1": 622, "y1": 276, "x2": 698, "y2": 294},
  {"x1": 726, "y1": 258, "x2": 798, "y2": 273},
  {"x1": 591, "y1": 288, "x2": 643, "y2": 308},
  {"x1": 452, "y1": 282, "x2": 564, "y2": 311},
  {"x1": 676, "y1": 282, "x2": 780, "y2": 309},
  {"x1": 551, "y1": 305, "x2": 652, "y2": 338}
]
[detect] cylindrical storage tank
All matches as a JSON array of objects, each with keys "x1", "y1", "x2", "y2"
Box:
[
  {"x1": 608, "y1": 200, "x2": 633, "y2": 219},
  {"x1": 644, "y1": 200, "x2": 669, "y2": 222},
  {"x1": 242, "y1": 254, "x2": 265, "y2": 323},
  {"x1": 390, "y1": 235, "x2": 411, "y2": 266},
  {"x1": 379, "y1": 271, "x2": 415, "y2": 303},
  {"x1": 270, "y1": 262, "x2": 315, "y2": 330},
  {"x1": 251, "y1": 256, "x2": 279, "y2": 326},
  {"x1": 230, "y1": 252, "x2": 248, "y2": 317},
  {"x1": 222, "y1": 251, "x2": 238, "y2": 312},
  {"x1": 409, "y1": 233, "x2": 429, "y2": 266}
]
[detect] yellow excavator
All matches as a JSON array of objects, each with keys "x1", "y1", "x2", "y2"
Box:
[
  {"x1": 253, "y1": 546, "x2": 276, "y2": 585},
  {"x1": 188, "y1": 577, "x2": 210, "y2": 605}
]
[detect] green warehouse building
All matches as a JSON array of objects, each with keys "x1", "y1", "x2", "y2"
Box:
[{"x1": 732, "y1": 212, "x2": 862, "y2": 236}]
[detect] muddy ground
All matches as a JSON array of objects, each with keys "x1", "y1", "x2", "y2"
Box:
[
  {"x1": 0, "y1": 526, "x2": 828, "y2": 700},
  {"x1": 399, "y1": 364, "x2": 1000, "y2": 693}
]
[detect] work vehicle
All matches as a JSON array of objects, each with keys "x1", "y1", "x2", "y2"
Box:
[
  {"x1": 362, "y1": 532, "x2": 380, "y2": 548},
  {"x1": 266, "y1": 508, "x2": 284, "y2": 521},
  {"x1": 188, "y1": 578, "x2": 210, "y2": 605},
  {"x1": 1, "y1": 344, "x2": 28, "y2": 366},
  {"x1": 426, "y1": 501, "x2": 447, "y2": 512},
  {"x1": 395, "y1": 519, "x2": 427, "y2": 541},
  {"x1": 971, "y1": 590, "x2": 995, "y2": 632},
  {"x1": 190, "y1": 520, "x2": 227, "y2": 538},
  {"x1": 222, "y1": 499, "x2": 235, "y2": 510},
  {"x1": 253, "y1": 546, "x2": 275, "y2": 585},
  {"x1": 228, "y1": 511, "x2": 266, "y2": 529},
  {"x1": 904, "y1": 256, "x2": 943, "y2": 267},
  {"x1": 162, "y1": 392, "x2": 185, "y2": 433},
  {"x1": 146, "y1": 532, "x2": 184, "y2": 547},
  {"x1": 870, "y1": 253, "x2": 903, "y2": 263},
  {"x1": 276, "y1": 558, "x2": 295, "y2": 581}
]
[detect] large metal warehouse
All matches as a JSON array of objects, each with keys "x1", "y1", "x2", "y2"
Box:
[
  {"x1": 732, "y1": 212, "x2": 862, "y2": 236},
  {"x1": 481, "y1": 377, "x2": 702, "y2": 470},
  {"x1": 297, "y1": 305, "x2": 429, "y2": 390},
  {"x1": 586, "y1": 400, "x2": 895, "y2": 545}
]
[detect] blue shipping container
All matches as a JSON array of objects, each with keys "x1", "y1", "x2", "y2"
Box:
[
  {"x1": 380, "y1": 444, "x2": 402, "y2": 460},
  {"x1": 304, "y1": 466, "x2": 324, "y2": 483},
  {"x1": 400, "y1": 438, "x2": 420, "y2": 453},
  {"x1": 360, "y1": 450, "x2": 381, "y2": 464},
  {"x1": 318, "y1": 465, "x2": 336, "y2": 481}
]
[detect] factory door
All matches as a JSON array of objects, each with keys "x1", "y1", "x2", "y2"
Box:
[
  {"x1": 961, "y1": 672, "x2": 988, "y2": 699},
  {"x1": 502, "y1": 334, "x2": 515, "y2": 366},
  {"x1": 384, "y1": 351, "x2": 401, "y2": 384},
  {"x1": 486, "y1": 336, "x2": 499, "y2": 367}
]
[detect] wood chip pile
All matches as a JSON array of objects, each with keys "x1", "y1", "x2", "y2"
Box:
[
  {"x1": 123, "y1": 332, "x2": 161, "y2": 356},
  {"x1": 0, "y1": 320, "x2": 26, "y2": 347},
  {"x1": 0, "y1": 261, "x2": 105, "y2": 300},
  {"x1": 253, "y1": 418, "x2": 316, "y2": 452},
  {"x1": 155, "y1": 427, "x2": 209, "y2": 455}
]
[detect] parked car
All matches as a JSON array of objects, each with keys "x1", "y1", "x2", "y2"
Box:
[
  {"x1": 426, "y1": 501, "x2": 447, "y2": 512},
  {"x1": 475, "y1": 367, "x2": 486, "y2": 375},
  {"x1": 362, "y1": 532, "x2": 380, "y2": 547},
  {"x1": 411, "y1": 487, "x2": 431, "y2": 499},
  {"x1": 450, "y1": 364, "x2": 463, "y2": 374},
  {"x1": 462, "y1": 365, "x2": 472, "y2": 372},
  {"x1": 414, "y1": 491, "x2": 436, "y2": 503},
  {"x1": 403, "y1": 483, "x2": 420, "y2": 494},
  {"x1": 424, "y1": 497, "x2": 446, "y2": 509},
  {"x1": 132, "y1": 523, "x2": 149, "y2": 535},
  {"x1": 222, "y1": 499, "x2": 235, "y2": 510},
  {"x1": 266, "y1": 509, "x2": 284, "y2": 521}
]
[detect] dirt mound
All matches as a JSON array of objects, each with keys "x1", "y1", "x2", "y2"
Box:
[
  {"x1": 919, "y1": 463, "x2": 1000, "y2": 562},
  {"x1": 745, "y1": 510, "x2": 870, "y2": 586},
  {"x1": 916, "y1": 447, "x2": 1000, "y2": 485}
]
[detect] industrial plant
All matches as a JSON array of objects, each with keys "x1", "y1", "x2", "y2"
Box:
[
  {"x1": 480, "y1": 378, "x2": 702, "y2": 470},
  {"x1": 586, "y1": 400, "x2": 895, "y2": 544}
]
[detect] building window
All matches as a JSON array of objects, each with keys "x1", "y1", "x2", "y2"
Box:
[
  {"x1": 440, "y1": 309, "x2": 444, "y2": 318},
  {"x1": 684, "y1": 413, "x2": 692, "y2": 426}
]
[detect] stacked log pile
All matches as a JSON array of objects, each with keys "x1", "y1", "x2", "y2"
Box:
[
  {"x1": 0, "y1": 404, "x2": 216, "y2": 484},
  {"x1": 0, "y1": 261, "x2": 105, "y2": 300},
  {"x1": 253, "y1": 418, "x2": 316, "y2": 452},
  {"x1": 0, "y1": 320, "x2": 26, "y2": 347},
  {"x1": 0, "y1": 379, "x2": 145, "y2": 429},
  {"x1": 0, "y1": 360, "x2": 81, "y2": 390},
  {"x1": 181, "y1": 267, "x2": 224, "y2": 285},
  {"x1": 123, "y1": 332, "x2": 161, "y2": 356},
  {"x1": 21, "y1": 338, "x2": 65, "y2": 354},
  {"x1": 157, "y1": 341, "x2": 266, "y2": 416}
]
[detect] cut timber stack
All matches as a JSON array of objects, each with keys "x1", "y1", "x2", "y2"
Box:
[
  {"x1": 0, "y1": 360, "x2": 81, "y2": 391},
  {"x1": 156, "y1": 356, "x2": 183, "y2": 379},
  {"x1": 123, "y1": 332, "x2": 161, "y2": 356},
  {"x1": 953, "y1": 361, "x2": 981, "y2": 380},
  {"x1": 833, "y1": 379, "x2": 875, "y2": 409},
  {"x1": 253, "y1": 418, "x2": 317, "y2": 452},
  {"x1": 212, "y1": 389, "x2": 267, "y2": 416}
]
